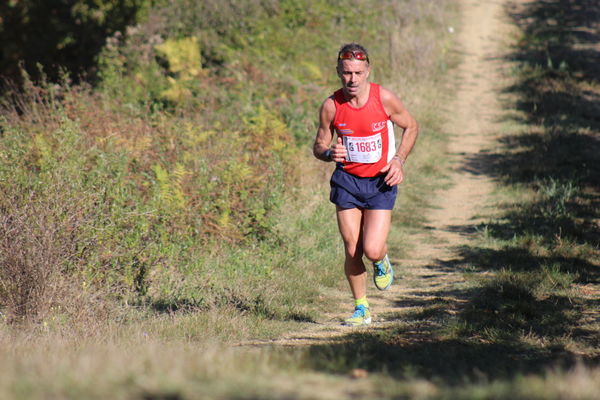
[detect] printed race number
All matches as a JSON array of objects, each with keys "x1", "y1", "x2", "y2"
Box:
[{"x1": 343, "y1": 133, "x2": 382, "y2": 163}]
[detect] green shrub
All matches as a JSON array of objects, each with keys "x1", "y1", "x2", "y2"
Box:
[{"x1": 1, "y1": 0, "x2": 458, "y2": 328}]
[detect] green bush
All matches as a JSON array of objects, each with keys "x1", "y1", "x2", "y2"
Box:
[{"x1": 1, "y1": 0, "x2": 458, "y2": 326}]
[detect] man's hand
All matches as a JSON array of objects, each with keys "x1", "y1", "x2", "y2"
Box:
[
  {"x1": 379, "y1": 158, "x2": 404, "y2": 186},
  {"x1": 331, "y1": 137, "x2": 347, "y2": 162}
]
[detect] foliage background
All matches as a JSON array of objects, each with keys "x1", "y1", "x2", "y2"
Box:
[
  {"x1": 0, "y1": 0, "x2": 150, "y2": 85},
  {"x1": 0, "y1": 0, "x2": 456, "y2": 327},
  {"x1": 1, "y1": 0, "x2": 599, "y2": 399}
]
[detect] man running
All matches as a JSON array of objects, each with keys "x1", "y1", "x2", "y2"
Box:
[{"x1": 313, "y1": 43, "x2": 419, "y2": 326}]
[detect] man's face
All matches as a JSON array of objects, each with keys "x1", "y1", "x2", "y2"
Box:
[{"x1": 337, "y1": 59, "x2": 370, "y2": 97}]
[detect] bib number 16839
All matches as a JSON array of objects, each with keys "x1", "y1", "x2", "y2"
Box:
[{"x1": 343, "y1": 133, "x2": 382, "y2": 164}]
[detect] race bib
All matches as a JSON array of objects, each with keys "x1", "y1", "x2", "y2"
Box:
[{"x1": 343, "y1": 133, "x2": 382, "y2": 163}]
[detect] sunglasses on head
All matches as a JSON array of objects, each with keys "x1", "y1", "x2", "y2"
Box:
[{"x1": 338, "y1": 50, "x2": 370, "y2": 63}]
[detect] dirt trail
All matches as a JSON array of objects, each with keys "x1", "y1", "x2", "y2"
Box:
[{"x1": 241, "y1": 0, "x2": 513, "y2": 346}]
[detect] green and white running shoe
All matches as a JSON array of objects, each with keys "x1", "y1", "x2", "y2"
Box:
[
  {"x1": 343, "y1": 305, "x2": 371, "y2": 326},
  {"x1": 373, "y1": 254, "x2": 394, "y2": 290}
]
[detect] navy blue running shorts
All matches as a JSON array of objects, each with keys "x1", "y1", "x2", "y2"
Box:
[{"x1": 330, "y1": 167, "x2": 397, "y2": 210}]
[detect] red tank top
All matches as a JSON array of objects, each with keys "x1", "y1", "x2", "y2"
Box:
[{"x1": 332, "y1": 83, "x2": 395, "y2": 178}]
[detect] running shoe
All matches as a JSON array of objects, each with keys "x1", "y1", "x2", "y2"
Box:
[
  {"x1": 343, "y1": 304, "x2": 371, "y2": 326},
  {"x1": 373, "y1": 254, "x2": 394, "y2": 290}
]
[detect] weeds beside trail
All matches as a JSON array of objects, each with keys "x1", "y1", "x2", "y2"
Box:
[
  {"x1": 0, "y1": 0, "x2": 455, "y2": 328},
  {"x1": 0, "y1": 0, "x2": 459, "y2": 399},
  {"x1": 1, "y1": 0, "x2": 598, "y2": 399}
]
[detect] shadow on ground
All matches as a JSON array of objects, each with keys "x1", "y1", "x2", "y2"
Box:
[
  {"x1": 296, "y1": 255, "x2": 598, "y2": 384},
  {"x1": 301, "y1": 330, "x2": 578, "y2": 384},
  {"x1": 297, "y1": 0, "x2": 600, "y2": 384},
  {"x1": 296, "y1": 259, "x2": 596, "y2": 384}
]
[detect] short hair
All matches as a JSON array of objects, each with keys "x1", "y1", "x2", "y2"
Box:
[{"x1": 337, "y1": 43, "x2": 370, "y2": 64}]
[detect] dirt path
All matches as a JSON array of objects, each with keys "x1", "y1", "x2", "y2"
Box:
[{"x1": 240, "y1": 0, "x2": 513, "y2": 346}]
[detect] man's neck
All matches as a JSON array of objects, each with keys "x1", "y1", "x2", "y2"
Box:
[{"x1": 343, "y1": 83, "x2": 370, "y2": 108}]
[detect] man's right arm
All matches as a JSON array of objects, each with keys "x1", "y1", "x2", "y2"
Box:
[
  {"x1": 313, "y1": 97, "x2": 347, "y2": 162},
  {"x1": 313, "y1": 98, "x2": 336, "y2": 161}
]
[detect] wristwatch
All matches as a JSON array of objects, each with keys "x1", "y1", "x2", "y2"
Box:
[
  {"x1": 324, "y1": 149, "x2": 332, "y2": 161},
  {"x1": 392, "y1": 155, "x2": 405, "y2": 166}
]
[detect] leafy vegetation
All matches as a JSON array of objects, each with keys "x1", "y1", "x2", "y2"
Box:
[
  {"x1": 0, "y1": 0, "x2": 459, "y2": 395},
  {"x1": 0, "y1": 0, "x2": 150, "y2": 85},
  {"x1": 1, "y1": 0, "x2": 455, "y2": 330},
  {"x1": 2, "y1": 0, "x2": 597, "y2": 398}
]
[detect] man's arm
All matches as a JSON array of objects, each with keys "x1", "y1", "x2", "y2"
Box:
[
  {"x1": 379, "y1": 87, "x2": 419, "y2": 186},
  {"x1": 313, "y1": 97, "x2": 346, "y2": 162}
]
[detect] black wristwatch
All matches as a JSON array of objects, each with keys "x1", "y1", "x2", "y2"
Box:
[{"x1": 324, "y1": 149, "x2": 332, "y2": 161}]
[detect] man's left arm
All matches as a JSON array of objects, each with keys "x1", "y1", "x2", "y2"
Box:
[{"x1": 379, "y1": 87, "x2": 419, "y2": 186}]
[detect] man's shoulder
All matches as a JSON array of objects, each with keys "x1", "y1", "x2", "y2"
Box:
[
  {"x1": 320, "y1": 95, "x2": 336, "y2": 119},
  {"x1": 378, "y1": 86, "x2": 404, "y2": 109},
  {"x1": 321, "y1": 95, "x2": 336, "y2": 110},
  {"x1": 378, "y1": 85, "x2": 399, "y2": 100}
]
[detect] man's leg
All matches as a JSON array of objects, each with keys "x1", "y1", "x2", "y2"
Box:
[
  {"x1": 335, "y1": 206, "x2": 366, "y2": 300},
  {"x1": 363, "y1": 209, "x2": 394, "y2": 290},
  {"x1": 336, "y1": 206, "x2": 372, "y2": 326},
  {"x1": 361, "y1": 209, "x2": 392, "y2": 262}
]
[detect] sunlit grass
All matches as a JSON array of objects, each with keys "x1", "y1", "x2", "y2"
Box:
[{"x1": 3, "y1": 0, "x2": 599, "y2": 398}]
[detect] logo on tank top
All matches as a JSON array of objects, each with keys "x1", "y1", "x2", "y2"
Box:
[
  {"x1": 335, "y1": 123, "x2": 354, "y2": 135},
  {"x1": 372, "y1": 121, "x2": 387, "y2": 132}
]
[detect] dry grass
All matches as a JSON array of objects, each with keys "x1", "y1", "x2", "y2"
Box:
[
  {"x1": 0, "y1": 0, "x2": 471, "y2": 398},
  {"x1": 1, "y1": 326, "x2": 599, "y2": 400},
  {"x1": 0, "y1": 190, "x2": 89, "y2": 323}
]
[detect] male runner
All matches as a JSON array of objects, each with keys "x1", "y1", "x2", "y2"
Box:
[{"x1": 313, "y1": 43, "x2": 419, "y2": 326}]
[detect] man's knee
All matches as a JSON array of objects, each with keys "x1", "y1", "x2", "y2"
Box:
[
  {"x1": 344, "y1": 242, "x2": 363, "y2": 259},
  {"x1": 363, "y1": 243, "x2": 385, "y2": 262}
]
